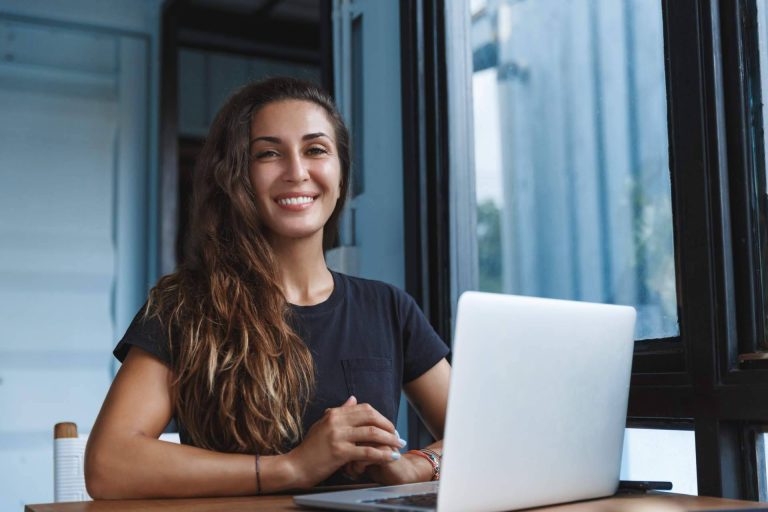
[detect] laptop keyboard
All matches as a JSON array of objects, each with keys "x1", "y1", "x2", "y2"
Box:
[{"x1": 363, "y1": 491, "x2": 438, "y2": 508}]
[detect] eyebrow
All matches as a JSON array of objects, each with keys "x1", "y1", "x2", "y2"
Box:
[{"x1": 249, "y1": 132, "x2": 332, "y2": 145}]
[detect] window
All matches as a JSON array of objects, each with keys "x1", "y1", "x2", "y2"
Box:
[
  {"x1": 425, "y1": 0, "x2": 768, "y2": 501},
  {"x1": 470, "y1": 0, "x2": 676, "y2": 340},
  {"x1": 401, "y1": 0, "x2": 768, "y2": 500}
]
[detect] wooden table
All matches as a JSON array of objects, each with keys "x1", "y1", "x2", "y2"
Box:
[{"x1": 24, "y1": 492, "x2": 768, "y2": 511}]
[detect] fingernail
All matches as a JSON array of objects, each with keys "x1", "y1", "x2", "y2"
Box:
[
  {"x1": 391, "y1": 451, "x2": 401, "y2": 461},
  {"x1": 395, "y1": 429, "x2": 400, "y2": 438},
  {"x1": 398, "y1": 437, "x2": 407, "y2": 448}
]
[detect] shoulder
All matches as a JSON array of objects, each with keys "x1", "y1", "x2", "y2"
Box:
[
  {"x1": 332, "y1": 272, "x2": 425, "y2": 326},
  {"x1": 114, "y1": 301, "x2": 175, "y2": 366}
]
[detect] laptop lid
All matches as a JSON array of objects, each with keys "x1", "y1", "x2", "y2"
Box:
[
  {"x1": 437, "y1": 292, "x2": 636, "y2": 512},
  {"x1": 294, "y1": 292, "x2": 636, "y2": 512}
]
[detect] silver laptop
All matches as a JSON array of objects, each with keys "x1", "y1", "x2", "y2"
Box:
[{"x1": 294, "y1": 291, "x2": 636, "y2": 512}]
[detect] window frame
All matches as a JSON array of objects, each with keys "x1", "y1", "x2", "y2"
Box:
[
  {"x1": 402, "y1": 0, "x2": 768, "y2": 500},
  {"x1": 611, "y1": 0, "x2": 768, "y2": 498},
  {"x1": 721, "y1": 0, "x2": 768, "y2": 360},
  {"x1": 400, "y1": 0, "x2": 453, "y2": 449}
]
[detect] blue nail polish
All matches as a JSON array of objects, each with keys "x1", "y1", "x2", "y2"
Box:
[
  {"x1": 399, "y1": 438, "x2": 407, "y2": 447},
  {"x1": 391, "y1": 451, "x2": 401, "y2": 461}
]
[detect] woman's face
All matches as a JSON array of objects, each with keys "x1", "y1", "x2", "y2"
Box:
[{"x1": 248, "y1": 99, "x2": 342, "y2": 244}]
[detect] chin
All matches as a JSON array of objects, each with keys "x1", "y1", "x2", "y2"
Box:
[{"x1": 267, "y1": 225, "x2": 325, "y2": 242}]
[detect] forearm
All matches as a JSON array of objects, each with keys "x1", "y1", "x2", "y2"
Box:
[{"x1": 85, "y1": 434, "x2": 299, "y2": 499}]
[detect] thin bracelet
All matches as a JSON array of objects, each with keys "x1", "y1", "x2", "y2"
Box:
[
  {"x1": 421, "y1": 447, "x2": 442, "y2": 461},
  {"x1": 255, "y1": 454, "x2": 262, "y2": 495},
  {"x1": 420, "y1": 448, "x2": 441, "y2": 481},
  {"x1": 406, "y1": 449, "x2": 440, "y2": 481}
]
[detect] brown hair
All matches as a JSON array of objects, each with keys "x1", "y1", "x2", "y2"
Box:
[{"x1": 148, "y1": 77, "x2": 351, "y2": 454}]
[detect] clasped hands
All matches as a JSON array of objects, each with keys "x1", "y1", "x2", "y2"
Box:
[{"x1": 286, "y1": 395, "x2": 430, "y2": 488}]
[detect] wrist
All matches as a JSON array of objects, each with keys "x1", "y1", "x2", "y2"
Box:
[
  {"x1": 275, "y1": 451, "x2": 309, "y2": 490},
  {"x1": 403, "y1": 453, "x2": 434, "y2": 482}
]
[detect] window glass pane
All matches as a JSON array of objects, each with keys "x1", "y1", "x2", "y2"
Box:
[
  {"x1": 621, "y1": 428, "x2": 698, "y2": 495},
  {"x1": 471, "y1": 0, "x2": 678, "y2": 339}
]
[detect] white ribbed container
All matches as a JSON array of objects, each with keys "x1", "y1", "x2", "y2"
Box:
[{"x1": 54, "y1": 436, "x2": 91, "y2": 502}]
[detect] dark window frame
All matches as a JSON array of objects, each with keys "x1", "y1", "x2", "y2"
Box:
[
  {"x1": 722, "y1": 0, "x2": 768, "y2": 361},
  {"x1": 400, "y1": 0, "x2": 452, "y2": 449},
  {"x1": 401, "y1": 0, "x2": 768, "y2": 500}
]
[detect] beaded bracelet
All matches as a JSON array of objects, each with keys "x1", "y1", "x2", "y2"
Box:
[{"x1": 406, "y1": 448, "x2": 441, "y2": 481}]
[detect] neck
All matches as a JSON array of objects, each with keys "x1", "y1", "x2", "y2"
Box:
[{"x1": 268, "y1": 231, "x2": 334, "y2": 306}]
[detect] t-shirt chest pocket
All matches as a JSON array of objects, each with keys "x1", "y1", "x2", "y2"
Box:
[{"x1": 341, "y1": 357, "x2": 396, "y2": 422}]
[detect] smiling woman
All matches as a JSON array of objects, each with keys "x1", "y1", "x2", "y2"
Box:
[{"x1": 83, "y1": 77, "x2": 450, "y2": 499}]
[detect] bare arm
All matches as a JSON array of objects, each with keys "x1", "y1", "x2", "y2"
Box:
[
  {"x1": 85, "y1": 347, "x2": 291, "y2": 498},
  {"x1": 85, "y1": 347, "x2": 402, "y2": 498},
  {"x1": 401, "y1": 357, "x2": 450, "y2": 479},
  {"x1": 354, "y1": 357, "x2": 451, "y2": 484},
  {"x1": 403, "y1": 357, "x2": 450, "y2": 440}
]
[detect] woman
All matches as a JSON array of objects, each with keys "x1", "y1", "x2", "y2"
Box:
[{"x1": 84, "y1": 77, "x2": 450, "y2": 498}]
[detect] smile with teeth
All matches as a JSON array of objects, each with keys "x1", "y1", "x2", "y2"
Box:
[{"x1": 276, "y1": 196, "x2": 317, "y2": 206}]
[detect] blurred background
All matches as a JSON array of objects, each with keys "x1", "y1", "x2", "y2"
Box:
[{"x1": 0, "y1": 1, "x2": 410, "y2": 507}]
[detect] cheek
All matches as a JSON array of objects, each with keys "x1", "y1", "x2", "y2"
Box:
[
  {"x1": 248, "y1": 171, "x2": 274, "y2": 213},
  {"x1": 249, "y1": 166, "x2": 273, "y2": 194},
  {"x1": 323, "y1": 162, "x2": 342, "y2": 198}
]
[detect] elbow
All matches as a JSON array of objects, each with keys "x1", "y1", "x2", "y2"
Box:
[
  {"x1": 84, "y1": 440, "x2": 120, "y2": 499},
  {"x1": 84, "y1": 445, "x2": 107, "y2": 499},
  {"x1": 84, "y1": 473, "x2": 108, "y2": 500}
]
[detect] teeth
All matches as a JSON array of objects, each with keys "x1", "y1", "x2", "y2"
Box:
[{"x1": 277, "y1": 196, "x2": 315, "y2": 206}]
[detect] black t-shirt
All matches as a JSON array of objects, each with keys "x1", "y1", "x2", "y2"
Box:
[{"x1": 114, "y1": 271, "x2": 449, "y2": 449}]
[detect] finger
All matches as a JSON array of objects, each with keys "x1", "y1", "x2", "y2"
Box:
[
  {"x1": 343, "y1": 462, "x2": 361, "y2": 481},
  {"x1": 344, "y1": 404, "x2": 398, "y2": 433},
  {"x1": 325, "y1": 395, "x2": 357, "y2": 414},
  {"x1": 350, "y1": 445, "x2": 402, "y2": 464},
  {"x1": 348, "y1": 460, "x2": 373, "y2": 476},
  {"x1": 347, "y1": 426, "x2": 406, "y2": 449}
]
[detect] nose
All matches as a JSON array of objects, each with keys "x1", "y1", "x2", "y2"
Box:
[{"x1": 283, "y1": 150, "x2": 310, "y2": 183}]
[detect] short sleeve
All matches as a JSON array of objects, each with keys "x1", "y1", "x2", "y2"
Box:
[
  {"x1": 113, "y1": 304, "x2": 172, "y2": 366},
  {"x1": 399, "y1": 292, "x2": 450, "y2": 383}
]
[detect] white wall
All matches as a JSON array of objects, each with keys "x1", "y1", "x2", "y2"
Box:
[{"x1": 0, "y1": 1, "x2": 161, "y2": 508}]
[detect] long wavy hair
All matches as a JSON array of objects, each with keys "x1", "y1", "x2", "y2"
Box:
[{"x1": 147, "y1": 77, "x2": 351, "y2": 454}]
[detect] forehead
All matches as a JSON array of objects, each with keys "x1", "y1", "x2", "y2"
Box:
[{"x1": 250, "y1": 99, "x2": 334, "y2": 137}]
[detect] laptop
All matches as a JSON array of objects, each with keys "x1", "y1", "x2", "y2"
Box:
[{"x1": 294, "y1": 291, "x2": 637, "y2": 512}]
